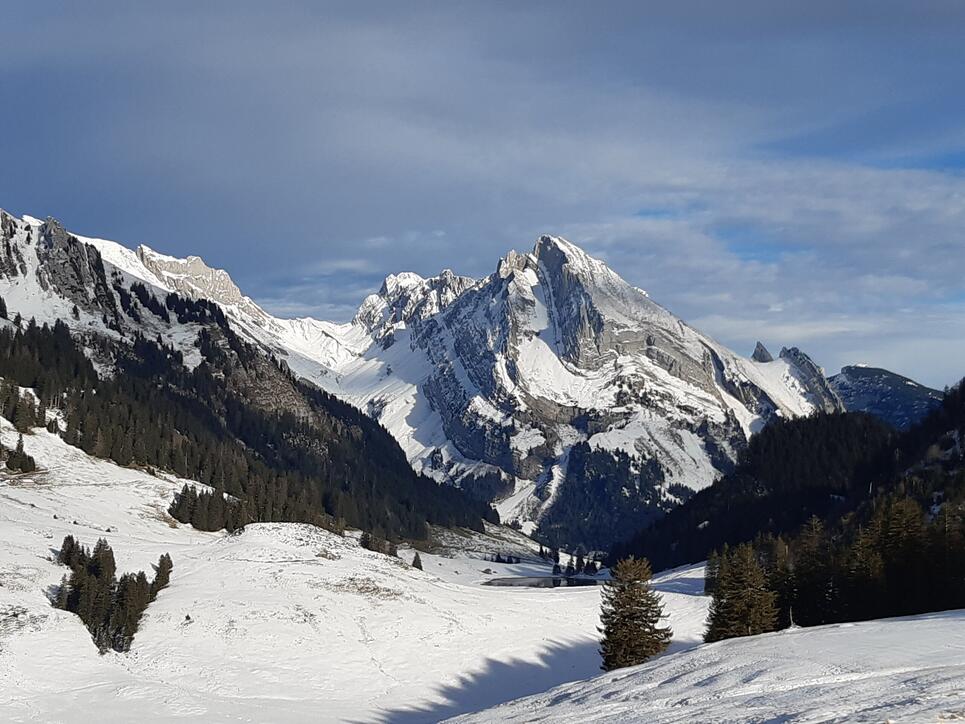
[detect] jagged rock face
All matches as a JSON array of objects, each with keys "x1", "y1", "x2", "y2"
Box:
[
  {"x1": 0, "y1": 211, "x2": 29, "y2": 279},
  {"x1": 137, "y1": 245, "x2": 246, "y2": 306},
  {"x1": 0, "y1": 215, "x2": 123, "y2": 328},
  {"x1": 778, "y1": 347, "x2": 842, "y2": 412},
  {"x1": 830, "y1": 365, "x2": 943, "y2": 429},
  {"x1": 36, "y1": 220, "x2": 118, "y2": 320},
  {"x1": 752, "y1": 341, "x2": 774, "y2": 363}
]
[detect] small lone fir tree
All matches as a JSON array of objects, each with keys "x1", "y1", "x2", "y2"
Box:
[
  {"x1": 599, "y1": 557, "x2": 672, "y2": 671},
  {"x1": 412, "y1": 552, "x2": 423, "y2": 570}
]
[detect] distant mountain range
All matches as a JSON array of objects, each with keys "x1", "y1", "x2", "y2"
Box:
[{"x1": 0, "y1": 209, "x2": 941, "y2": 549}]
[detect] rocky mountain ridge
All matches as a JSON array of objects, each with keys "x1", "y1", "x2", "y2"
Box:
[{"x1": 0, "y1": 209, "x2": 895, "y2": 548}]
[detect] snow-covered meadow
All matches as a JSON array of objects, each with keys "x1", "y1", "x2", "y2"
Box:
[
  {"x1": 0, "y1": 420, "x2": 707, "y2": 723},
  {"x1": 2, "y1": 418, "x2": 962, "y2": 723}
]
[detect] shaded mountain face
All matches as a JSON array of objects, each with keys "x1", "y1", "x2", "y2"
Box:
[
  {"x1": 830, "y1": 365, "x2": 943, "y2": 430},
  {"x1": 1, "y1": 209, "x2": 847, "y2": 550}
]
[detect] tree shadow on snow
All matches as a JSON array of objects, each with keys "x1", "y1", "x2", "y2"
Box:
[{"x1": 363, "y1": 637, "x2": 600, "y2": 724}]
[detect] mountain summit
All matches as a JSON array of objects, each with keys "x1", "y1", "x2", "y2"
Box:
[
  {"x1": 0, "y1": 211, "x2": 849, "y2": 548},
  {"x1": 129, "y1": 229, "x2": 842, "y2": 548}
]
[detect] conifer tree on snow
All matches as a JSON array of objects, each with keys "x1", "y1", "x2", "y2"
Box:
[
  {"x1": 704, "y1": 549, "x2": 721, "y2": 594},
  {"x1": 599, "y1": 557, "x2": 672, "y2": 671},
  {"x1": 53, "y1": 535, "x2": 173, "y2": 652},
  {"x1": 151, "y1": 553, "x2": 173, "y2": 598},
  {"x1": 704, "y1": 543, "x2": 778, "y2": 643},
  {"x1": 5, "y1": 433, "x2": 37, "y2": 473},
  {"x1": 412, "y1": 552, "x2": 423, "y2": 570}
]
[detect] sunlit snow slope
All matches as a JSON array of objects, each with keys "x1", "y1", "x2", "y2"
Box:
[
  {"x1": 452, "y1": 611, "x2": 965, "y2": 723},
  {"x1": 0, "y1": 412, "x2": 709, "y2": 723}
]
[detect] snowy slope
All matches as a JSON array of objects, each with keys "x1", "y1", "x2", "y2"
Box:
[
  {"x1": 4, "y1": 408, "x2": 961, "y2": 724},
  {"x1": 0, "y1": 209, "x2": 844, "y2": 548},
  {"x1": 0, "y1": 410, "x2": 710, "y2": 723},
  {"x1": 451, "y1": 610, "x2": 965, "y2": 723}
]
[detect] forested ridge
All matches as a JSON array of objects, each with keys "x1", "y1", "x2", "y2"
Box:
[
  {"x1": 0, "y1": 292, "x2": 496, "y2": 541},
  {"x1": 612, "y1": 411, "x2": 897, "y2": 569},
  {"x1": 614, "y1": 379, "x2": 965, "y2": 638}
]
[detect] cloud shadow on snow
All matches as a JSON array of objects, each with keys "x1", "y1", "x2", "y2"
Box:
[{"x1": 364, "y1": 637, "x2": 600, "y2": 724}]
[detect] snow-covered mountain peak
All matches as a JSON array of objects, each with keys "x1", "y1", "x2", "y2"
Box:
[
  {"x1": 778, "y1": 346, "x2": 842, "y2": 410},
  {"x1": 496, "y1": 248, "x2": 538, "y2": 279},
  {"x1": 532, "y1": 234, "x2": 633, "y2": 293},
  {"x1": 353, "y1": 267, "x2": 476, "y2": 337},
  {"x1": 752, "y1": 341, "x2": 775, "y2": 363},
  {"x1": 381, "y1": 270, "x2": 425, "y2": 294},
  {"x1": 533, "y1": 233, "x2": 591, "y2": 264}
]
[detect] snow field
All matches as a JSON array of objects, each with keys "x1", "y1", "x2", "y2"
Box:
[
  {"x1": 451, "y1": 610, "x2": 965, "y2": 723},
  {"x1": 0, "y1": 420, "x2": 709, "y2": 723}
]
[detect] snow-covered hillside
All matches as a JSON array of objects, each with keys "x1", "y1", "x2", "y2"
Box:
[
  {"x1": 4, "y1": 413, "x2": 962, "y2": 723},
  {"x1": 452, "y1": 610, "x2": 965, "y2": 723},
  {"x1": 0, "y1": 209, "x2": 847, "y2": 548},
  {"x1": 0, "y1": 412, "x2": 709, "y2": 723}
]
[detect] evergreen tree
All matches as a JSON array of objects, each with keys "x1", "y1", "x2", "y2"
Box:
[
  {"x1": 599, "y1": 557, "x2": 672, "y2": 671},
  {"x1": 705, "y1": 544, "x2": 778, "y2": 642},
  {"x1": 55, "y1": 574, "x2": 70, "y2": 609},
  {"x1": 5, "y1": 433, "x2": 37, "y2": 473},
  {"x1": 412, "y1": 552, "x2": 423, "y2": 570},
  {"x1": 790, "y1": 516, "x2": 836, "y2": 626},
  {"x1": 52, "y1": 535, "x2": 173, "y2": 652},
  {"x1": 704, "y1": 549, "x2": 721, "y2": 594},
  {"x1": 151, "y1": 553, "x2": 173, "y2": 598}
]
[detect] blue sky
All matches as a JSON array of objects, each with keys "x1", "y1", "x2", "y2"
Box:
[{"x1": 2, "y1": 1, "x2": 964, "y2": 387}]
